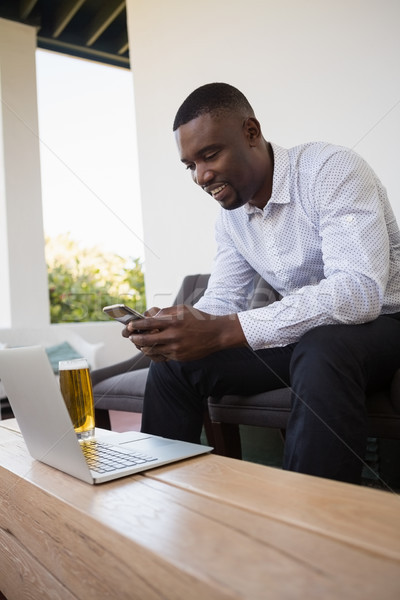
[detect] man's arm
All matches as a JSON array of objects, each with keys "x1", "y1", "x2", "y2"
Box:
[
  {"x1": 238, "y1": 150, "x2": 392, "y2": 349},
  {"x1": 122, "y1": 211, "x2": 256, "y2": 361}
]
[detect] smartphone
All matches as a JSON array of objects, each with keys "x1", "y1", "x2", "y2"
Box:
[{"x1": 103, "y1": 304, "x2": 145, "y2": 325}]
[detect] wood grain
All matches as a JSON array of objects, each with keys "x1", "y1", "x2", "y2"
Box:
[{"x1": 145, "y1": 452, "x2": 400, "y2": 559}]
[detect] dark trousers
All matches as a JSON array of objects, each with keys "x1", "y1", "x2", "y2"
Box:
[{"x1": 141, "y1": 315, "x2": 400, "y2": 484}]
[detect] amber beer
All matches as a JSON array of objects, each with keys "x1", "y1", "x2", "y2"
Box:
[{"x1": 59, "y1": 358, "x2": 95, "y2": 440}]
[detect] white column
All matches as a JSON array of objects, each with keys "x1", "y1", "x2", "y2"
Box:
[{"x1": 0, "y1": 18, "x2": 49, "y2": 328}]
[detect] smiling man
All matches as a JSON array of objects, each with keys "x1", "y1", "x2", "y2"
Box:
[
  {"x1": 124, "y1": 82, "x2": 400, "y2": 484},
  {"x1": 176, "y1": 107, "x2": 274, "y2": 211}
]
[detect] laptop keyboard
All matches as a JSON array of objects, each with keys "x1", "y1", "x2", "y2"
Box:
[{"x1": 81, "y1": 440, "x2": 158, "y2": 473}]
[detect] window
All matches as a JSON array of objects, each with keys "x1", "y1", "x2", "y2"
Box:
[{"x1": 36, "y1": 50, "x2": 145, "y2": 322}]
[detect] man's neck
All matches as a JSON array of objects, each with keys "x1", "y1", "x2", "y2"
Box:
[{"x1": 248, "y1": 141, "x2": 274, "y2": 210}]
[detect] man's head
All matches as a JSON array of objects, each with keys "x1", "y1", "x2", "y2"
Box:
[
  {"x1": 173, "y1": 83, "x2": 273, "y2": 211},
  {"x1": 173, "y1": 83, "x2": 255, "y2": 131}
]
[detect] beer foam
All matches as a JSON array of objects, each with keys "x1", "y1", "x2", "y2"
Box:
[{"x1": 58, "y1": 358, "x2": 88, "y2": 370}]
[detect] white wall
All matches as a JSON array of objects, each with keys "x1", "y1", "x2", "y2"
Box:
[{"x1": 127, "y1": 0, "x2": 400, "y2": 306}]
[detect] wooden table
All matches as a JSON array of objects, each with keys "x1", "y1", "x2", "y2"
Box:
[{"x1": 0, "y1": 419, "x2": 399, "y2": 600}]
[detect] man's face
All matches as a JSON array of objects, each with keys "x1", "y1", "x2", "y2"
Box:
[{"x1": 175, "y1": 112, "x2": 266, "y2": 210}]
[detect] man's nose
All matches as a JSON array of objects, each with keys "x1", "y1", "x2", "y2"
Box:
[{"x1": 193, "y1": 164, "x2": 213, "y2": 187}]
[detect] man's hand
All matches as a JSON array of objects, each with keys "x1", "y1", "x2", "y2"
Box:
[{"x1": 122, "y1": 304, "x2": 247, "y2": 362}]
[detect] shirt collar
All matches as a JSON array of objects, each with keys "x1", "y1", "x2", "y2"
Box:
[{"x1": 244, "y1": 143, "x2": 291, "y2": 217}]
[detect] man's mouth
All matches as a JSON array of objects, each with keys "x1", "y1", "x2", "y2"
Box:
[{"x1": 209, "y1": 183, "x2": 228, "y2": 198}]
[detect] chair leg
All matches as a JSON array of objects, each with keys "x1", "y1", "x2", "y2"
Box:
[
  {"x1": 0, "y1": 397, "x2": 14, "y2": 420},
  {"x1": 211, "y1": 421, "x2": 242, "y2": 459},
  {"x1": 95, "y1": 407, "x2": 112, "y2": 430},
  {"x1": 202, "y1": 408, "x2": 216, "y2": 448}
]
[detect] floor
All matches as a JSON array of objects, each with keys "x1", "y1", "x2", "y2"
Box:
[{"x1": 109, "y1": 410, "x2": 142, "y2": 432}]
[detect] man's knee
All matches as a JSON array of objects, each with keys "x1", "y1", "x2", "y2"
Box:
[
  {"x1": 146, "y1": 356, "x2": 212, "y2": 398},
  {"x1": 289, "y1": 324, "x2": 367, "y2": 398}
]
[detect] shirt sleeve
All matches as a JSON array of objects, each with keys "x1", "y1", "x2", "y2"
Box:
[
  {"x1": 194, "y1": 210, "x2": 257, "y2": 314},
  {"x1": 238, "y1": 149, "x2": 390, "y2": 349}
]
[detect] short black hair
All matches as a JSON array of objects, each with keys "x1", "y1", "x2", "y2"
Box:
[{"x1": 173, "y1": 82, "x2": 254, "y2": 131}]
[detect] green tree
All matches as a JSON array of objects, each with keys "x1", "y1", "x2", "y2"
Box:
[{"x1": 46, "y1": 234, "x2": 145, "y2": 323}]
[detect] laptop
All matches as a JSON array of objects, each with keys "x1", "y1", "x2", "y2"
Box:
[{"x1": 0, "y1": 345, "x2": 212, "y2": 484}]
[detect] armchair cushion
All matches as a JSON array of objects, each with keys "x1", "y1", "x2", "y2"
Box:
[
  {"x1": 45, "y1": 341, "x2": 82, "y2": 374},
  {"x1": 208, "y1": 389, "x2": 291, "y2": 430},
  {"x1": 92, "y1": 352, "x2": 151, "y2": 413},
  {"x1": 93, "y1": 368, "x2": 148, "y2": 413}
]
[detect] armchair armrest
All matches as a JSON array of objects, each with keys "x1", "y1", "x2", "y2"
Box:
[{"x1": 91, "y1": 352, "x2": 151, "y2": 386}]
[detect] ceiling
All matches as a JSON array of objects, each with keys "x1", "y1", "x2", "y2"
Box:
[{"x1": 0, "y1": 0, "x2": 130, "y2": 69}]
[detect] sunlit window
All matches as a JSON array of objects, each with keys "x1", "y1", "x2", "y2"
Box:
[{"x1": 36, "y1": 50, "x2": 145, "y2": 322}]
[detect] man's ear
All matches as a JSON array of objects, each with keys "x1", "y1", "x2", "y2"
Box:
[{"x1": 243, "y1": 117, "x2": 262, "y2": 146}]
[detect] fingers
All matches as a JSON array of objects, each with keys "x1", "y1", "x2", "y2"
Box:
[
  {"x1": 121, "y1": 318, "x2": 147, "y2": 338},
  {"x1": 133, "y1": 341, "x2": 167, "y2": 362},
  {"x1": 121, "y1": 306, "x2": 162, "y2": 338},
  {"x1": 121, "y1": 320, "x2": 143, "y2": 338},
  {"x1": 145, "y1": 306, "x2": 161, "y2": 317},
  {"x1": 128, "y1": 317, "x2": 163, "y2": 334},
  {"x1": 121, "y1": 326, "x2": 131, "y2": 338}
]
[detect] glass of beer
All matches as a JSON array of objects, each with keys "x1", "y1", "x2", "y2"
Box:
[{"x1": 59, "y1": 358, "x2": 95, "y2": 440}]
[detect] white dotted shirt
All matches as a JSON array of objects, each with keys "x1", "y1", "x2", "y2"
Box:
[{"x1": 194, "y1": 142, "x2": 400, "y2": 349}]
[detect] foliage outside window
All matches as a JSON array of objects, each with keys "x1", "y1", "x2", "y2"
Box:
[{"x1": 46, "y1": 234, "x2": 145, "y2": 323}]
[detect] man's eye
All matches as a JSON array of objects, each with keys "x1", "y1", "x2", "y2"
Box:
[
  {"x1": 185, "y1": 163, "x2": 195, "y2": 171},
  {"x1": 204, "y1": 151, "x2": 218, "y2": 161}
]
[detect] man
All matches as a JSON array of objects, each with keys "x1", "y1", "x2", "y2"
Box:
[{"x1": 124, "y1": 82, "x2": 400, "y2": 484}]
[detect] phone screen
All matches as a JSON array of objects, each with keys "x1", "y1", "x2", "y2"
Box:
[{"x1": 103, "y1": 304, "x2": 144, "y2": 324}]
